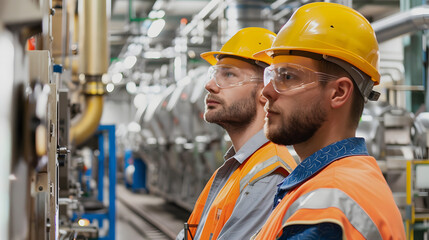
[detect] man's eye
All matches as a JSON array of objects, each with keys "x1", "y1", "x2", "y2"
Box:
[
  {"x1": 279, "y1": 72, "x2": 294, "y2": 80},
  {"x1": 222, "y1": 71, "x2": 236, "y2": 78}
]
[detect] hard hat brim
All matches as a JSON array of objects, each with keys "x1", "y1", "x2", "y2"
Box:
[
  {"x1": 200, "y1": 51, "x2": 223, "y2": 65},
  {"x1": 201, "y1": 51, "x2": 273, "y2": 66},
  {"x1": 253, "y1": 49, "x2": 271, "y2": 62}
]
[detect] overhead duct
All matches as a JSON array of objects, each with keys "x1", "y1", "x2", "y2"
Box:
[
  {"x1": 372, "y1": 5, "x2": 429, "y2": 43},
  {"x1": 70, "y1": 0, "x2": 108, "y2": 145},
  {"x1": 225, "y1": 0, "x2": 272, "y2": 38}
]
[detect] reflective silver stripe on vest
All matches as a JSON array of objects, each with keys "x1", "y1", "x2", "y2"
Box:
[
  {"x1": 276, "y1": 156, "x2": 293, "y2": 173},
  {"x1": 282, "y1": 188, "x2": 382, "y2": 240},
  {"x1": 239, "y1": 156, "x2": 291, "y2": 192}
]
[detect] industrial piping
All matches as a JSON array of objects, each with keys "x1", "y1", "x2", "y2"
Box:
[
  {"x1": 69, "y1": 0, "x2": 108, "y2": 145},
  {"x1": 372, "y1": 5, "x2": 429, "y2": 43}
]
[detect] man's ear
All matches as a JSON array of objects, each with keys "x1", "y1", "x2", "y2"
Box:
[{"x1": 330, "y1": 77, "x2": 354, "y2": 109}]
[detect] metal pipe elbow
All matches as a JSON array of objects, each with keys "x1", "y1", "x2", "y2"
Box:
[{"x1": 69, "y1": 95, "x2": 104, "y2": 145}]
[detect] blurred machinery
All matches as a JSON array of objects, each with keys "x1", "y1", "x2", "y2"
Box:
[
  {"x1": 2, "y1": 0, "x2": 115, "y2": 239},
  {"x1": 3, "y1": 0, "x2": 429, "y2": 239}
]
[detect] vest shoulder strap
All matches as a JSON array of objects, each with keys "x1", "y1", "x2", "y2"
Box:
[{"x1": 239, "y1": 143, "x2": 293, "y2": 193}]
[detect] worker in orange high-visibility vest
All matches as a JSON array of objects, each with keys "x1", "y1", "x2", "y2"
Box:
[
  {"x1": 252, "y1": 2, "x2": 406, "y2": 240},
  {"x1": 175, "y1": 28, "x2": 298, "y2": 240}
]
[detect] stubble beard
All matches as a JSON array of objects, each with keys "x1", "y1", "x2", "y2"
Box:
[
  {"x1": 204, "y1": 87, "x2": 258, "y2": 130},
  {"x1": 265, "y1": 100, "x2": 327, "y2": 146}
]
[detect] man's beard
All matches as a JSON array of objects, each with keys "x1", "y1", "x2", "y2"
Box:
[
  {"x1": 204, "y1": 87, "x2": 258, "y2": 129},
  {"x1": 265, "y1": 100, "x2": 327, "y2": 146}
]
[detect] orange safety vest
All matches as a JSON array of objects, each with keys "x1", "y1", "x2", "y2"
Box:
[
  {"x1": 186, "y1": 142, "x2": 296, "y2": 240},
  {"x1": 254, "y1": 155, "x2": 405, "y2": 240}
]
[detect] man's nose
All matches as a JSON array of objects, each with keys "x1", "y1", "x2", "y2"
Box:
[
  {"x1": 205, "y1": 76, "x2": 220, "y2": 93},
  {"x1": 262, "y1": 80, "x2": 278, "y2": 101}
]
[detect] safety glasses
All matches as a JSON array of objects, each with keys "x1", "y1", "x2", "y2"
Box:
[
  {"x1": 207, "y1": 64, "x2": 262, "y2": 88},
  {"x1": 264, "y1": 63, "x2": 339, "y2": 94}
]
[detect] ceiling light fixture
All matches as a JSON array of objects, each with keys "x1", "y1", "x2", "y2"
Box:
[
  {"x1": 147, "y1": 19, "x2": 166, "y2": 38},
  {"x1": 106, "y1": 83, "x2": 115, "y2": 93}
]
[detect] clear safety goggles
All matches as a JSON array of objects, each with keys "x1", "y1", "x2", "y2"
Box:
[
  {"x1": 207, "y1": 64, "x2": 262, "y2": 88},
  {"x1": 264, "y1": 63, "x2": 340, "y2": 94}
]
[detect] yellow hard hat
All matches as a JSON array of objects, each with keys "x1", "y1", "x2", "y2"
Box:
[
  {"x1": 201, "y1": 27, "x2": 276, "y2": 66},
  {"x1": 255, "y1": 2, "x2": 380, "y2": 85}
]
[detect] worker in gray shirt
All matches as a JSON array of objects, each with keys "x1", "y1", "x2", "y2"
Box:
[{"x1": 176, "y1": 27, "x2": 297, "y2": 240}]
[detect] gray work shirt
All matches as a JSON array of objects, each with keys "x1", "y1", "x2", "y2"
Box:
[{"x1": 176, "y1": 130, "x2": 285, "y2": 240}]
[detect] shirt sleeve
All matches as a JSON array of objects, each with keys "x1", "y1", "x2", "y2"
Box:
[
  {"x1": 216, "y1": 173, "x2": 285, "y2": 240},
  {"x1": 176, "y1": 229, "x2": 185, "y2": 240},
  {"x1": 277, "y1": 223, "x2": 343, "y2": 240}
]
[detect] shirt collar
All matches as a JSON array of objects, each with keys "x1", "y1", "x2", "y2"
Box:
[
  {"x1": 278, "y1": 137, "x2": 369, "y2": 191},
  {"x1": 224, "y1": 130, "x2": 269, "y2": 164}
]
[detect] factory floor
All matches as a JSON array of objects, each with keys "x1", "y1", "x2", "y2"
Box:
[{"x1": 115, "y1": 184, "x2": 190, "y2": 240}]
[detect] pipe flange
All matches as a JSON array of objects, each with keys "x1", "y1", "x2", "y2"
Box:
[{"x1": 83, "y1": 81, "x2": 105, "y2": 95}]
